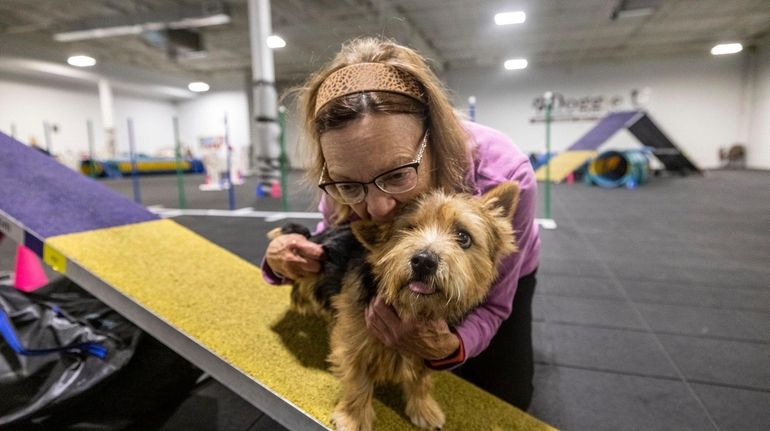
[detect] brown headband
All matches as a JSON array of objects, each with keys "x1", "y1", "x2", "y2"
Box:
[{"x1": 314, "y1": 62, "x2": 425, "y2": 115}]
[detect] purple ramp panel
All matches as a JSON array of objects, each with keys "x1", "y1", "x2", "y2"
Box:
[
  {"x1": 568, "y1": 111, "x2": 641, "y2": 151},
  {"x1": 0, "y1": 132, "x2": 158, "y2": 240}
]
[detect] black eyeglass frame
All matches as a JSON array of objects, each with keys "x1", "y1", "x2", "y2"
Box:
[{"x1": 318, "y1": 129, "x2": 428, "y2": 204}]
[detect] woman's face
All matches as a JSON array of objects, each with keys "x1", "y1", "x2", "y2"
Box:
[{"x1": 320, "y1": 113, "x2": 433, "y2": 222}]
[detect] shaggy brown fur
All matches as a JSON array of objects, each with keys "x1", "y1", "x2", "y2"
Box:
[{"x1": 278, "y1": 182, "x2": 520, "y2": 431}]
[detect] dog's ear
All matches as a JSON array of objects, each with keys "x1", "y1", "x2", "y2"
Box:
[
  {"x1": 267, "y1": 223, "x2": 312, "y2": 240},
  {"x1": 482, "y1": 181, "x2": 520, "y2": 219},
  {"x1": 267, "y1": 227, "x2": 283, "y2": 240},
  {"x1": 351, "y1": 220, "x2": 389, "y2": 251}
]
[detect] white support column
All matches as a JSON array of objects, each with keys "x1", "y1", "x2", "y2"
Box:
[
  {"x1": 98, "y1": 78, "x2": 116, "y2": 157},
  {"x1": 247, "y1": 0, "x2": 280, "y2": 191}
]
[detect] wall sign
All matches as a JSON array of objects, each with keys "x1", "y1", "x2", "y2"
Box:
[{"x1": 530, "y1": 88, "x2": 651, "y2": 122}]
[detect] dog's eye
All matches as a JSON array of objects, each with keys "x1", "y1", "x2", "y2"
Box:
[{"x1": 456, "y1": 230, "x2": 472, "y2": 249}]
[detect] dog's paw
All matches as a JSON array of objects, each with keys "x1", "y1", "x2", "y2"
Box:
[
  {"x1": 331, "y1": 409, "x2": 373, "y2": 431},
  {"x1": 406, "y1": 396, "x2": 445, "y2": 430}
]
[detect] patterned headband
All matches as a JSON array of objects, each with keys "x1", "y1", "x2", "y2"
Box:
[{"x1": 314, "y1": 62, "x2": 426, "y2": 115}]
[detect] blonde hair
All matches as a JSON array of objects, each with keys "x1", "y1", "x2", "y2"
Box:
[{"x1": 297, "y1": 37, "x2": 471, "y2": 223}]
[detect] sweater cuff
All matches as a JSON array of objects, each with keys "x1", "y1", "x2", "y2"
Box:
[{"x1": 425, "y1": 331, "x2": 465, "y2": 371}]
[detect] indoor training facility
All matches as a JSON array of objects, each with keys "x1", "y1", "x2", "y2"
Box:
[{"x1": 0, "y1": 1, "x2": 768, "y2": 430}]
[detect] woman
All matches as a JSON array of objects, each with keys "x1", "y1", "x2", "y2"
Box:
[{"x1": 263, "y1": 37, "x2": 540, "y2": 410}]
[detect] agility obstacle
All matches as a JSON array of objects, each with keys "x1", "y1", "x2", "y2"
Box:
[
  {"x1": 585, "y1": 149, "x2": 650, "y2": 188},
  {"x1": 534, "y1": 150, "x2": 597, "y2": 183},
  {"x1": 0, "y1": 132, "x2": 555, "y2": 431},
  {"x1": 535, "y1": 110, "x2": 700, "y2": 183}
]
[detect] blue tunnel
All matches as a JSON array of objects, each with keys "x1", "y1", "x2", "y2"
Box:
[{"x1": 586, "y1": 150, "x2": 650, "y2": 188}]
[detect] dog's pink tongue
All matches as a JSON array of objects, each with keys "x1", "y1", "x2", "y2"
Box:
[{"x1": 408, "y1": 281, "x2": 435, "y2": 295}]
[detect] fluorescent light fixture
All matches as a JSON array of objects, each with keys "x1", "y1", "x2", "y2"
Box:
[
  {"x1": 188, "y1": 81, "x2": 210, "y2": 92},
  {"x1": 504, "y1": 58, "x2": 528, "y2": 70},
  {"x1": 267, "y1": 35, "x2": 286, "y2": 49},
  {"x1": 615, "y1": 7, "x2": 655, "y2": 19},
  {"x1": 53, "y1": 13, "x2": 230, "y2": 42},
  {"x1": 495, "y1": 11, "x2": 526, "y2": 26},
  {"x1": 168, "y1": 14, "x2": 231, "y2": 30},
  {"x1": 55, "y1": 25, "x2": 143, "y2": 42},
  {"x1": 67, "y1": 55, "x2": 96, "y2": 67},
  {"x1": 711, "y1": 43, "x2": 743, "y2": 55}
]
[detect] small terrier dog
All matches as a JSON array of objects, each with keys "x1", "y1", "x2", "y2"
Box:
[{"x1": 270, "y1": 182, "x2": 520, "y2": 431}]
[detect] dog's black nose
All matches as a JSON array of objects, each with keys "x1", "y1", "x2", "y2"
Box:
[{"x1": 410, "y1": 251, "x2": 439, "y2": 276}]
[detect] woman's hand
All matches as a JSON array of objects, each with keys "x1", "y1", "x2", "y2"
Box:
[
  {"x1": 365, "y1": 295, "x2": 460, "y2": 360},
  {"x1": 265, "y1": 234, "x2": 324, "y2": 280}
]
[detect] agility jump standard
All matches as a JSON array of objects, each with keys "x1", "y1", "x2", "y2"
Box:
[{"x1": 0, "y1": 132, "x2": 554, "y2": 431}]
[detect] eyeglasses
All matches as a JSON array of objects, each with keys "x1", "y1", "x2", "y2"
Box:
[{"x1": 318, "y1": 129, "x2": 428, "y2": 205}]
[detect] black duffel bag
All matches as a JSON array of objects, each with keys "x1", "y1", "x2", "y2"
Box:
[{"x1": 0, "y1": 277, "x2": 203, "y2": 429}]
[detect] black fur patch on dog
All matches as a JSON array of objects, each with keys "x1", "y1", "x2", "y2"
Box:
[
  {"x1": 280, "y1": 223, "x2": 380, "y2": 313},
  {"x1": 280, "y1": 223, "x2": 312, "y2": 238},
  {"x1": 306, "y1": 225, "x2": 367, "y2": 310},
  {"x1": 357, "y1": 261, "x2": 378, "y2": 309}
]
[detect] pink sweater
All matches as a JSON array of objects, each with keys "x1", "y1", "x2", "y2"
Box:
[{"x1": 262, "y1": 121, "x2": 541, "y2": 364}]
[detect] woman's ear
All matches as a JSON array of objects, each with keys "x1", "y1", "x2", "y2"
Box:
[
  {"x1": 351, "y1": 220, "x2": 390, "y2": 251},
  {"x1": 482, "y1": 181, "x2": 520, "y2": 220}
]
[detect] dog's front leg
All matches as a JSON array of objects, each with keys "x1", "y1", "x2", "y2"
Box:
[
  {"x1": 402, "y1": 370, "x2": 445, "y2": 430},
  {"x1": 332, "y1": 364, "x2": 376, "y2": 431}
]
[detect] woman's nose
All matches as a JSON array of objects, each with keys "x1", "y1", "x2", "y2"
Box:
[{"x1": 364, "y1": 185, "x2": 397, "y2": 221}]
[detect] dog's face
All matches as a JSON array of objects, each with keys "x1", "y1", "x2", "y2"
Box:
[{"x1": 352, "y1": 182, "x2": 520, "y2": 322}]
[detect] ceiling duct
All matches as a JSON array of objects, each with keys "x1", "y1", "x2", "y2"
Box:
[
  {"x1": 609, "y1": 0, "x2": 662, "y2": 20},
  {"x1": 53, "y1": 1, "x2": 230, "y2": 42},
  {"x1": 141, "y1": 29, "x2": 205, "y2": 62}
]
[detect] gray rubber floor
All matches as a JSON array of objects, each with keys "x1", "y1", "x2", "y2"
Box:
[{"x1": 1, "y1": 169, "x2": 767, "y2": 430}]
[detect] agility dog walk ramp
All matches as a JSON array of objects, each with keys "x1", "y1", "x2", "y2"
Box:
[{"x1": 0, "y1": 132, "x2": 555, "y2": 431}]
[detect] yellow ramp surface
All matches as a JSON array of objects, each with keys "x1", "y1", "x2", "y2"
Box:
[
  {"x1": 535, "y1": 150, "x2": 597, "y2": 183},
  {"x1": 46, "y1": 219, "x2": 555, "y2": 431}
]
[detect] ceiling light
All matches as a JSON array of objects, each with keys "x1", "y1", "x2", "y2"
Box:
[
  {"x1": 55, "y1": 25, "x2": 143, "y2": 42},
  {"x1": 188, "y1": 81, "x2": 210, "y2": 92},
  {"x1": 495, "y1": 11, "x2": 526, "y2": 26},
  {"x1": 67, "y1": 55, "x2": 96, "y2": 67},
  {"x1": 266, "y1": 35, "x2": 286, "y2": 49},
  {"x1": 711, "y1": 43, "x2": 743, "y2": 55},
  {"x1": 504, "y1": 58, "x2": 528, "y2": 70},
  {"x1": 168, "y1": 14, "x2": 231, "y2": 30}
]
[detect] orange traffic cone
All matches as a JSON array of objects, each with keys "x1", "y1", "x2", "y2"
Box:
[{"x1": 13, "y1": 244, "x2": 48, "y2": 292}]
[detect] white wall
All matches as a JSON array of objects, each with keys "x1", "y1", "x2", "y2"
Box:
[
  {"x1": 0, "y1": 79, "x2": 102, "y2": 162},
  {"x1": 176, "y1": 88, "x2": 308, "y2": 170},
  {"x1": 445, "y1": 52, "x2": 750, "y2": 169},
  {"x1": 113, "y1": 95, "x2": 177, "y2": 157},
  {"x1": 0, "y1": 78, "x2": 178, "y2": 164},
  {"x1": 0, "y1": 76, "x2": 257, "y2": 173},
  {"x1": 747, "y1": 43, "x2": 770, "y2": 169},
  {"x1": 176, "y1": 91, "x2": 250, "y2": 158}
]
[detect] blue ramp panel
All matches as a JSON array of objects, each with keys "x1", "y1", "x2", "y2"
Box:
[
  {"x1": 568, "y1": 111, "x2": 640, "y2": 151},
  {"x1": 0, "y1": 132, "x2": 158, "y2": 249}
]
